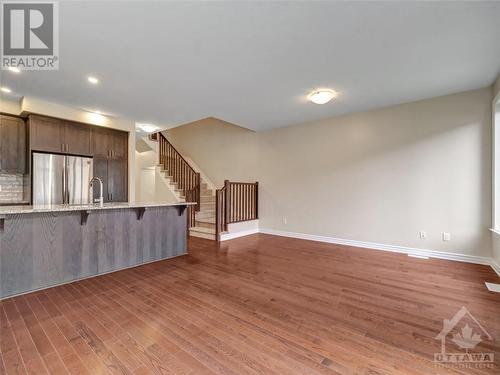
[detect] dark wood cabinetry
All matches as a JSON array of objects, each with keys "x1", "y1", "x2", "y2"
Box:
[
  {"x1": 29, "y1": 115, "x2": 63, "y2": 153},
  {"x1": 109, "y1": 158, "x2": 128, "y2": 202},
  {"x1": 0, "y1": 114, "x2": 26, "y2": 173},
  {"x1": 92, "y1": 156, "x2": 128, "y2": 203},
  {"x1": 92, "y1": 156, "x2": 110, "y2": 202},
  {"x1": 91, "y1": 126, "x2": 129, "y2": 202},
  {"x1": 91, "y1": 127, "x2": 113, "y2": 157},
  {"x1": 91, "y1": 126, "x2": 128, "y2": 158},
  {"x1": 30, "y1": 115, "x2": 91, "y2": 155},
  {"x1": 28, "y1": 114, "x2": 129, "y2": 202},
  {"x1": 63, "y1": 121, "x2": 91, "y2": 155}
]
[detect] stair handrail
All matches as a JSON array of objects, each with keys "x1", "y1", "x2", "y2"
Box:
[
  {"x1": 216, "y1": 180, "x2": 258, "y2": 241},
  {"x1": 157, "y1": 132, "x2": 200, "y2": 228},
  {"x1": 158, "y1": 132, "x2": 198, "y2": 175}
]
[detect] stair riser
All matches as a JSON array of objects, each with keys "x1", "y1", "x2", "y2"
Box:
[
  {"x1": 189, "y1": 231, "x2": 216, "y2": 240},
  {"x1": 200, "y1": 203, "x2": 215, "y2": 210},
  {"x1": 200, "y1": 197, "x2": 215, "y2": 203},
  {"x1": 196, "y1": 213, "x2": 215, "y2": 220},
  {"x1": 195, "y1": 221, "x2": 216, "y2": 229}
]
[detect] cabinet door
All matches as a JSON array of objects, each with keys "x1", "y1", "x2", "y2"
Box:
[
  {"x1": 109, "y1": 158, "x2": 128, "y2": 202},
  {"x1": 29, "y1": 115, "x2": 64, "y2": 153},
  {"x1": 92, "y1": 156, "x2": 110, "y2": 203},
  {"x1": 64, "y1": 121, "x2": 91, "y2": 156},
  {"x1": 111, "y1": 131, "x2": 128, "y2": 158},
  {"x1": 91, "y1": 127, "x2": 113, "y2": 157},
  {"x1": 0, "y1": 115, "x2": 26, "y2": 173}
]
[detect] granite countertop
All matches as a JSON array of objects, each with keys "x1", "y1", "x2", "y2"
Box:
[{"x1": 0, "y1": 202, "x2": 196, "y2": 215}]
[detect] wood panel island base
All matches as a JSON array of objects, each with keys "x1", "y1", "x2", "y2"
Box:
[{"x1": 0, "y1": 203, "x2": 193, "y2": 299}]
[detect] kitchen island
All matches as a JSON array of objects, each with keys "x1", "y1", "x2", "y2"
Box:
[{"x1": 0, "y1": 202, "x2": 194, "y2": 299}]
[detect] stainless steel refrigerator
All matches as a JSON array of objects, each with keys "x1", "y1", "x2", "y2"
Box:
[{"x1": 32, "y1": 153, "x2": 93, "y2": 205}]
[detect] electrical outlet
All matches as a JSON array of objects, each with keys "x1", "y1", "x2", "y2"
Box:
[
  {"x1": 418, "y1": 231, "x2": 427, "y2": 239},
  {"x1": 442, "y1": 232, "x2": 451, "y2": 241},
  {"x1": 283, "y1": 217, "x2": 287, "y2": 225}
]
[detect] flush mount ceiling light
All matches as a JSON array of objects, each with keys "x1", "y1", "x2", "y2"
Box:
[
  {"x1": 87, "y1": 76, "x2": 99, "y2": 85},
  {"x1": 8, "y1": 67, "x2": 20, "y2": 73},
  {"x1": 1, "y1": 87, "x2": 12, "y2": 93},
  {"x1": 137, "y1": 123, "x2": 159, "y2": 133},
  {"x1": 308, "y1": 88, "x2": 336, "y2": 104}
]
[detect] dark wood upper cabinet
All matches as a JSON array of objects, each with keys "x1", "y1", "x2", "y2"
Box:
[
  {"x1": 91, "y1": 127, "x2": 113, "y2": 157},
  {"x1": 0, "y1": 114, "x2": 26, "y2": 173},
  {"x1": 30, "y1": 115, "x2": 91, "y2": 155},
  {"x1": 91, "y1": 126, "x2": 128, "y2": 159},
  {"x1": 112, "y1": 131, "x2": 128, "y2": 159},
  {"x1": 90, "y1": 125, "x2": 128, "y2": 202},
  {"x1": 63, "y1": 121, "x2": 91, "y2": 156},
  {"x1": 28, "y1": 114, "x2": 129, "y2": 202},
  {"x1": 29, "y1": 115, "x2": 64, "y2": 153}
]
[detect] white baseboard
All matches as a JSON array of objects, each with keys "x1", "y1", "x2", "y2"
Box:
[
  {"x1": 220, "y1": 228, "x2": 259, "y2": 241},
  {"x1": 258, "y1": 228, "x2": 498, "y2": 273},
  {"x1": 490, "y1": 259, "x2": 500, "y2": 277}
]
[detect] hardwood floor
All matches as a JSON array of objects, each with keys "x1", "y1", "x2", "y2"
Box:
[{"x1": 1, "y1": 233, "x2": 499, "y2": 374}]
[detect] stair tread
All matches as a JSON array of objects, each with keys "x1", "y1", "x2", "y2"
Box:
[{"x1": 190, "y1": 226, "x2": 215, "y2": 234}]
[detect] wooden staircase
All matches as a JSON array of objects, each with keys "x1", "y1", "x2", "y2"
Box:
[
  {"x1": 190, "y1": 182, "x2": 217, "y2": 240},
  {"x1": 156, "y1": 132, "x2": 258, "y2": 241}
]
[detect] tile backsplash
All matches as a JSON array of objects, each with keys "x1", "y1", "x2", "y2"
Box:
[{"x1": 0, "y1": 173, "x2": 25, "y2": 203}]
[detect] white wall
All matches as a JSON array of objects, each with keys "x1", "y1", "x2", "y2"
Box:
[
  {"x1": 258, "y1": 88, "x2": 493, "y2": 257},
  {"x1": 0, "y1": 97, "x2": 22, "y2": 114},
  {"x1": 165, "y1": 118, "x2": 259, "y2": 188},
  {"x1": 494, "y1": 74, "x2": 500, "y2": 99},
  {"x1": 135, "y1": 150, "x2": 179, "y2": 204},
  {"x1": 492, "y1": 76, "x2": 500, "y2": 268},
  {"x1": 163, "y1": 88, "x2": 493, "y2": 258}
]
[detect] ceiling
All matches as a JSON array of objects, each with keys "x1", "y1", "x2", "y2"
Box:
[{"x1": 1, "y1": 1, "x2": 500, "y2": 131}]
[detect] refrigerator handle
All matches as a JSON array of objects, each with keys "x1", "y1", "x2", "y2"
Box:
[
  {"x1": 62, "y1": 163, "x2": 66, "y2": 204},
  {"x1": 65, "y1": 157, "x2": 70, "y2": 204}
]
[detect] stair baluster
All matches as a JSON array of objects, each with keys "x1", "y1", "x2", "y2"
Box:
[{"x1": 157, "y1": 133, "x2": 200, "y2": 229}]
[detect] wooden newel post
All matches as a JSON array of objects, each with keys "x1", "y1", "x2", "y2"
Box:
[
  {"x1": 224, "y1": 180, "x2": 230, "y2": 231},
  {"x1": 255, "y1": 182, "x2": 259, "y2": 219},
  {"x1": 196, "y1": 173, "x2": 201, "y2": 211}
]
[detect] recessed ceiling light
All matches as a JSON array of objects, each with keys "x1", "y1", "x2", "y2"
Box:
[
  {"x1": 87, "y1": 76, "x2": 99, "y2": 85},
  {"x1": 308, "y1": 89, "x2": 336, "y2": 105},
  {"x1": 8, "y1": 67, "x2": 20, "y2": 73},
  {"x1": 1, "y1": 87, "x2": 12, "y2": 93},
  {"x1": 136, "y1": 123, "x2": 159, "y2": 133}
]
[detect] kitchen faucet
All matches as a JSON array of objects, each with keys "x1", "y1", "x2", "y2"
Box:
[{"x1": 89, "y1": 177, "x2": 104, "y2": 207}]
